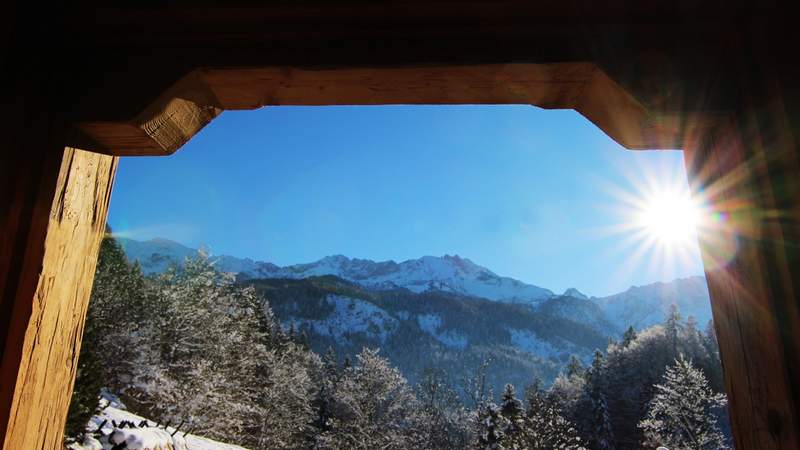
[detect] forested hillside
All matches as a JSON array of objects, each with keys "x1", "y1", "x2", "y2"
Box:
[
  {"x1": 250, "y1": 276, "x2": 609, "y2": 393},
  {"x1": 66, "y1": 236, "x2": 730, "y2": 449}
]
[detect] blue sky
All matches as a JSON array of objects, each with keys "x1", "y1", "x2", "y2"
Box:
[{"x1": 108, "y1": 106, "x2": 704, "y2": 297}]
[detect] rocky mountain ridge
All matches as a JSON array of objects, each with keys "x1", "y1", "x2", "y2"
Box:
[{"x1": 118, "y1": 236, "x2": 713, "y2": 334}]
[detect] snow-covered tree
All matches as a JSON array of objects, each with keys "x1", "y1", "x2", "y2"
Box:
[
  {"x1": 638, "y1": 355, "x2": 728, "y2": 450},
  {"x1": 319, "y1": 348, "x2": 420, "y2": 450},
  {"x1": 498, "y1": 384, "x2": 526, "y2": 448},
  {"x1": 549, "y1": 371, "x2": 585, "y2": 417},
  {"x1": 415, "y1": 367, "x2": 472, "y2": 450},
  {"x1": 665, "y1": 304, "x2": 683, "y2": 355},
  {"x1": 622, "y1": 326, "x2": 637, "y2": 348},
  {"x1": 584, "y1": 351, "x2": 615, "y2": 450},
  {"x1": 477, "y1": 403, "x2": 507, "y2": 450},
  {"x1": 523, "y1": 377, "x2": 583, "y2": 449},
  {"x1": 566, "y1": 354, "x2": 586, "y2": 379},
  {"x1": 65, "y1": 232, "x2": 151, "y2": 442},
  {"x1": 112, "y1": 255, "x2": 317, "y2": 448}
]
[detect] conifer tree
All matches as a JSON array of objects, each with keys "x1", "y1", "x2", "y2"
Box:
[
  {"x1": 566, "y1": 354, "x2": 586, "y2": 379},
  {"x1": 319, "y1": 348, "x2": 420, "y2": 450},
  {"x1": 638, "y1": 355, "x2": 728, "y2": 450},
  {"x1": 478, "y1": 403, "x2": 507, "y2": 450},
  {"x1": 665, "y1": 304, "x2": 683, "y2": 355},
  {"x1": 65, "y1": 231, "x2": 148, "y2": 442},
  {"x1": 499, "y1": 384, "x2": 525, "y2": 448},
  {"x1": 416, "y1": 368, "x2": 472, "y2": 450},
  {"x1": 523, "y1": 377, "x2": 583, "y2": 449},
  {"x1": 311, "y1": 347, "x2": 341, "y2": 435},
  {"x1": 622, "y1": 326, "x2": 637, "y2": 348},
  {"x1": 585, "y1": 351, "x2": 615, "y2": 450}
]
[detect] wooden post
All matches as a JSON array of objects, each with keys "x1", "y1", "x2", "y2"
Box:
[
  {"x1": 684, "y1": 90, "x2": 800, "y2": 448},
  {"x1": 0, "y1": 146, "x2": 117, "y2": 449}
]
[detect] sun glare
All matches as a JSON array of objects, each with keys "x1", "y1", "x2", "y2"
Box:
[
  {"x1": 592, "y1": 153, "x2": 716, "y2": 285},
  {"x1": 637, "y1": 191, "x2": 701, "y2": 246}
]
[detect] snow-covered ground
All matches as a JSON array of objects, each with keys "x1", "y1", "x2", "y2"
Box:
[{"x1": 69, "y1": 404, "x2": 247, "y2": 450}]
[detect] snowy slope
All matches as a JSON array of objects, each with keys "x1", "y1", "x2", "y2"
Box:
[
  {"x1": 117, "y1": 237, "x2": 713, "y2": 331},
  {"x1": 118, "y1": 238, "x2": 553, "y2": 304},
  {"x1": 69, "y1": 405, "x2": 247, "y2": 450},
  {"x1": 537, "y1": 294, "x2": 621, "y2": 337},
  {"x1": 286, "y1": 295, "x2": 399, "y2": 344},
  {"x1": 592, "y1": 276, "x2": 712, "y2": 331},
  {"x1": 117, "y1": 238, "x2": 200, "y2": 274},
  {"x1": 562, "y1": 287, "x2": 589, "y2": 300}
]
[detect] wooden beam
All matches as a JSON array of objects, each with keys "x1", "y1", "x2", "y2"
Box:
[
  {"x1": 74, "y1": 63, "x2": 695, "y2": 156},
  {"x1": 0, "y1": 148, "x2": 117, "y2": 449}
]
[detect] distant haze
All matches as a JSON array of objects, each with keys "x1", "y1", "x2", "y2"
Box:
[{"x1": 108, "y1": 106, "x2": 704, "y2": 296}]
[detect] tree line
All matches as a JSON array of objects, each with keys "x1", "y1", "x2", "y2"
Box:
[{"x1": 66, "y1": 235, "x2": 730, "y2": 449}]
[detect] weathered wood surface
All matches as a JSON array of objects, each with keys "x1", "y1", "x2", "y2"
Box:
[
  {"x1": 684, "y1": 43, "x2": 800, "y2": 447},
  {"x1": 686, "y1": 121, "x2": 799, "y2": 449},
  {"x1": 0, "y1": 148, "x2": 117, "y2": 449},
  {"x1": 75, "y1": 63, "x2": 697, "y2": 156}
]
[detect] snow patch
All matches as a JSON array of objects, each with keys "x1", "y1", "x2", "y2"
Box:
[
  {"x1": 289, "y1": 295, "x2": 398, "y2": 344},
  {"x1": 417, "y1": 314, "x2": 468, "y2": 349},
  {"x1": 508, "y1": 328, "x2": 563, "y2": 359},
  {"x1": 70, "y1": 405, "x2": 245, "y2": 450}
]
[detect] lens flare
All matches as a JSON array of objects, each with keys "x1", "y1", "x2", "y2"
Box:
[
  {"x1": 589, "y1": 152, "x2": 714, "y2": 286},
  {"x1": 637, "y1": 191, "x2": 702, "y2": 247}
]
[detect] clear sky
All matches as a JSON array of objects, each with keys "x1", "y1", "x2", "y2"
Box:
[{"x1": 108, "y1": 105, "x2": 705, "y2": 297}]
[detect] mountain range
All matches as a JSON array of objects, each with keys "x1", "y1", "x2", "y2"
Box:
[
  {"x1": 118, "y1": 237, "x2": 712, "y2": 332},
  {"x1": 117, "y1": 237, "x2": 713, "y2": 390}
]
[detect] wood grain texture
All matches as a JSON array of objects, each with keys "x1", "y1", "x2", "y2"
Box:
[
  {"x1": 690, "y1": 31, "x2": 800, "y2": 448},
  {"x1": 76, "y1": 63, "x2": 694, "y2": 156},
  {"x1": 1, "y1": 148, "x2": 117, "y2": 450}
]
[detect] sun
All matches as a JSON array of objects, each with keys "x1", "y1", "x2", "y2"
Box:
[
  {"x1": 637, "y1": 191, "x2": 701, "y2": 246},
  {"x1": 592, "y1": 156, "x2": 717, "y2": 284}
]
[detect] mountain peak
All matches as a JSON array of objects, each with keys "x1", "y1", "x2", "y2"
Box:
[
  {"x1": 320, "y1": 254, "x2": 350, "y2": 263},
  {"x1": 562, "y1": 287, "x2": 589, "y2": 300},
  {"x1": 119, "y1": 237, "x2": 554, "y2": 304}
]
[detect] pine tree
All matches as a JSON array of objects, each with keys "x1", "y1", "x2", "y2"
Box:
[
  {"x1": 522, "y1": 377, "x2": 582, "y2": 449},
  {"x1": 478, "y1": 403, "x2": 507, "y2": 450},
  {"x1": 638, "y1": 355, "x2": 728, "y2": 450},
  {"x1": 416, "y1": 368, "x2": 472, "y2": 450},
  {"x1": 499, "y1": 384, "x2": 525, "y2": 448},
  {"x1": 665, "y1": 304, "x2": 683, "y2": 356},
  {"x1": 312, "y1": 347, "x2": 341, "y2": 435},
  {"x1": 622, "y1": 326, "x2": 637, "y2": 348},
  {"x1": 319, "y1": 348, "x2": 420, "y2": 450},
  {"x1": 65, "y1": 231, "x2": 148, "y2": 443},
  {"x1": 566, "y1": 354, "x2": 586, "y2": 379},
  {"x1": 585, "y1": 351, "x2": 615, "y2": 450}
]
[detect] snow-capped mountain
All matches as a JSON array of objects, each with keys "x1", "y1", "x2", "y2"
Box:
[
  {"x1": 593, "y1": 276, "x2": 712, "y2": 331},
  {"x1": 117, "y1": 237, "x2": 713, "y2": 333},
  {"x1": 118, "y1": 237, "x2": 198, "y2": 274},
  {"x1": 537, "y1": 294, "x2": 621, "y2": 337},
  {"x1": 117, "y1": 237, "x2": 554, "y2": 304},
  {"x1": 562, "y1": 287, "x2": 589, "y2": 300}
]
